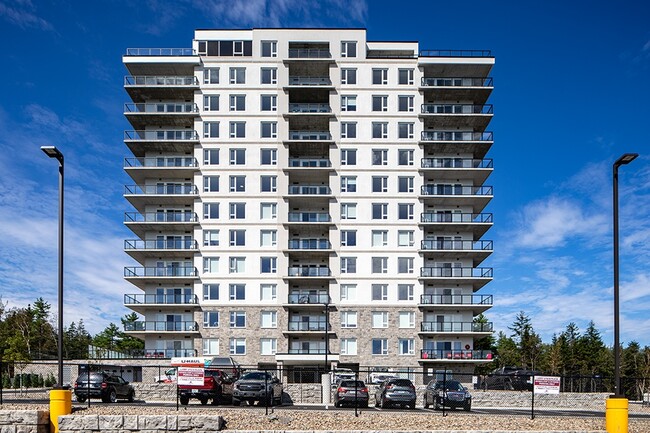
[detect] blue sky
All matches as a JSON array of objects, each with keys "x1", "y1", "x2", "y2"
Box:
[{"x1": 0, "y1": 0, "x2": 648, "y2": 346}]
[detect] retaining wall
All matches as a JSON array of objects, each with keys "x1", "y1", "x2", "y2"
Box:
[
  {"x1": 57, "y1": 414, "x2": 225, "y2": 433},
  {"x1": 0, "y1": 410, "x2": 49, "y2": 433}
]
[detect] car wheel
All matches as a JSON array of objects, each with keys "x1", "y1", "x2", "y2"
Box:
[
  {"x1": 423, "y1": 395, "x2": 429, "y2": 409},
  {"x1": 211, "y1": 397, "x2": 219, "y2": 406},
  {"x1": 409, "y1": 400, "x2": 416, "y2": 409},
  {"x1": 334, "y1": 401, "x2": 340, "y2": 408},
  {"x1": 434, "y1": 400, "x2": 441, "y2": 410},
  {"x1": 464, "y1": 402, "x2": 471, "y2": 412},
  {"x1": 374, "y1": 398, "x2": 379, "y2": 408},
  {"x1": 179, "y1": 396, "x2": 189, "y2": 405},
  {"x1": 380, "y1": 397, "x2": 388, "y2": 409},
  {"x1": 200, "y1": 397, "x2": 208, "y2": 405},
  {"x1": 127, "y1": 390, "x2": 135, "y2": 403},
  {"x1": 232, "y1": 398, "x2": 241, "y2": 406},
  {"x1": 76, "y1": 395, "x2": 86, "y2": 403}
]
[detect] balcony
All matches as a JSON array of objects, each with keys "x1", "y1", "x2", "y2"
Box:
[
  {"x1": 123, "y1": 49, "x2": 200, "y2": 77},
  {"x1": 286, "y1": 293, "x2": 330, "y2": 305},
  {"x1": 285, "y1": 212, "x2": 333, "y2": 226},
  {"x1": 286, "y1": 103, "x2": 332, "y2": 115},
  {"x1": 287, "y1": 131, "x2": 333, "y2": 141},
  {"x1": 124, "y1": 266, "x2": 198, "y2": 289},
  {"x1": 124, "y1": 239, "x2": 198, "y2": 260},
  {"x1": 420, "y1": 240, "x2": 492, "y2": 265},
  {"x1": 419, "y1": 50, "x2": 492, "y2": 58},
  {"x1": 420, "y1": 185, "x2": 492, "y2": 212},
  {"x1": 124, "y1": 156, "x2": 198, "y2": 183},
  {"x1": 420, "y1": 267, "x2": 492, "y2": 290},
  {"x1": 420, "y1": 131, "x2": 493, "y2": 159},
  {"x1": 124, "y1": 211, "x2": 198, "y2": 237},
  {"x1": 420, "y1": 212, "x2": 492, "y2": 237},
  {"x1": 286, "y1": 76, "x2": 333, "y2": 87},
  {"x1": 285, "y1": 158, "x2": 332, "y2": 170},
  {"x1": 123, "y1": 130, "x2": 199, "y2": 156},
  {"x1": 141, "y1": 348, "x2": 197, "y2": 359},
  {"x1": 420, "y1": 104, "x2": 493, "y2": 129},
  {"x1": 287, "y1": 185, "x2": 332, "y2": 196},
  {"x1": 286, "y1": 267, "x2": 332, "y2": 279},
  {"x1": 419, "y1": 294, "x2": 493, "y2": 314},
  {"x1": 420, "y1": 349, "x2": 493, "y2": 362},
  {"x1": 124, "y1": 184, "x2": 198, "y2": 211},
  {"x1": 287, "y1": 49, "x2": 332, "y2": 59},
  {"x1": 419, "y1": 321, "x2": 493, "y2": 334},
  {"x1": 420, "y1": 77, "x2": 493, "y2": 105},
  {"x1": 124, "y1": 320, "x2": 200, "y2": 337},
  {"x1": 124, "y1": 293, "x2": 199, "y2": 313},
  {"x1": 285, "y1": 320, "x2": 330, "y2": 333},
  {"x1": 124, "y1": 75, "x2": 199, "y2": 101},
  {"x1": 124, "y1": 103, "x2": 199, "y2": 129},
  {"x1": 421, "y1": 131, "x2": 493, "y2": 142},
  {"x1": 287, "y1": 239, "x2": 331, "y2": 250},
  {"x1": 418, "y1": 51, "x2": 494, "y2": 82},
  {"x1": 275, "y1": 349, "x2": 339, "y2": 364},
  {"x1": 421, "y1": 158, "x2": 493, "y2": 183},
  {"x1": 126, "y1": 48, "x2": 196, "y2": 56}
]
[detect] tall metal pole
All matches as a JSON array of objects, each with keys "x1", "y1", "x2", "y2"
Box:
[{"x1": 324, "y1": 299, "x2": 329, "y2": 372}]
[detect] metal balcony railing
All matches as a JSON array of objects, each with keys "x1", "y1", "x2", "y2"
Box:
[
  {"x1": 288, "y1": 158, "x2": 331, "y2": 168},
  {"x1": 420, "y1": 239, "x2": 493, "y2": 251},
  {"x1": 287, "y1": 294, "x2": 330, "y2": 304},
  {"x1": 420, "y1": 321, "x2": 493, "y2": 332},
  {"x1": 420, "y1": 267, "x2": 493, "y2": 278},
  {"x1": 419, "y1": 50, "x2": 492, "y2": 57},
  {"x1": 124, "y1": 321, "x2": 199, "y2": 332},
  {"x1": 286, "y1": 348, "x2": 329, "y2": 355},
  {"x1": 287, "y1": 212, "x2": 331, "y2": 223},
  {"x1": 124, "y1": 267, "x2": 198, "y2": 277},
  {"x1": 420, "y1": 131, "x2": 493, "y2": 141},
  {"x1": 124, "y1": 184, "x2": 198, "y2": 195},
  {"x1": 124, "y1": 103, "x2": 199, "y2": 114},
  {"x1": 421, "y1": 158, "x2": 493, "y2": 169},
  {"x1": 421, "y1": 77, "x2": 493, "y2": 87},
  {"x1": 287, "y1": 76, "x2": 331, "y2": 86},
  {"x1": 124, "y1": 130, "x2": 199, "y2": 141},
  {"x1": 288, "y1": 103, "x2": 331, "y2": 113},
  {"x1": 288, "y1": 131, "x2": 332, "y2": 140},
  {"x1": 288, "y1": 185, "x2": 331, "y2": 195},
  {"x1": 124, "y1": 75, "x2": 198, "y2": 86},
  {"x1": 141, "y1": 348, "x2": 197, "y2": 358},
  {"x1": 124, "y1": 239, "x2": 198, "y2": 250},
  {"x1": 125, "y1": 48, "x2": 196, "y2": 56},
  {"x1": 421, "y1": 185, "x2": 493, "y2": 196},
  {"x1": 421, "y1": 212, "x2": 492, "y2": 224},
  {"x1": 288, "y1": 239, "x2": 331, "y2": 250},
  {"x1": 124, "y1": 212, "x2": 198, "y2": 223},
  {"x1": 288, "y1": 320, "x2": 330, "y2": 331},
  {"x1": 287, "y1": 267, "x2": 331, "y2": 277},
  {"x1": 420, "y1": 349, "x2": 493, "y2": 360},
  {"x1": 288, "y1": 48, "x2": 331, "y2": 58},
  {"x1": 124, "y1": 157, "x2": 198, "y2": 168},
  {"x1": 124, "y1": 294, "x2": 199, "y2": 305},
  {"x1": 422, "y1": 104, "x2": 493, "y2": 115},
  {"x1": 419, "y1": 294, "x2": 493, "y2": 305}
]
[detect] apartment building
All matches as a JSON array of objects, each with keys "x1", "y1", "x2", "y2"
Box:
[{"x1": 122, "y1": 28, "x2": 495, "y2": 379}]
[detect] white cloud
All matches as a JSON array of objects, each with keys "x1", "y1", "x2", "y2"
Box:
[{"x1": 0, "y1": 0, "x2": 53, "y2": 31}]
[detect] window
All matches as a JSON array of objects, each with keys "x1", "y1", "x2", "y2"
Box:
[
  {"x1": 229, "y1": 202, "x2": 245, "y2": 219},
  {"x1": 398, "y1": 149, "x2": 414, "y2": 166},
  {"x1": 341, "y1": 311, "x2": 358, "y2": 328},
  {"x1": 229, "y1": 284, "x2": 245, "y2": 300},
  {"x1": 372, "y1": 284, "x2": 388, "y2": 301},
  {"x1": 261, "y1": 121, "x2": 277, "y2": 138},
  {"x1": 398, "y1": 95, "x2": 414, "y2": 112},
  {"x1": 229, "y1": 121, "x2": 246, "y2": 138},
  {"x1": 399, "y1": 311, "x2": 415, "y2": 328},
  {"x1": 341, "y1": 122, "x2": 357, "y2": 138},
  {"x1": 398, "y1": 230, "x2": 414, "y2": 247},
  {"x1": 372, "y1": 149, "x2": 388, "y2": 165},
  {"x1": 204, "y1": 95, "x2": 219, "y2": 111},
  {"x1": 341, "y1": 149, "x2": 356, "y2": 165},
  {"x1": 229, "y1": 257, "x2": 246, "y2": 274},
  {"x1": 260, "y1": 203, "x2": 277, "y2": 220},
  {"x1": 372, "y1": 230, "x2": 388, "y2": 247},
  {"x1": 260, "y1": 338, "x2": 277, "y2": 355},
  {"x1": 340, "y1": 284, "x2": 356, "y2": 301},
  {"x1": 261, "y1": 257, "x2": 277, "y2": 273},
  {"x1": 204, "y1": 175, "x2": 219, "y2": 192},
  {"x1": 372, "y1": 95, "x2": 388, "y2": 112},
  {"x1": 398, "y1": 203, "x2": 414, "y2": 220},
  {"x1": 372, "y1": 122, "x2": 388, "y2": 139},
  {"x1": 204, "y1": 121, "x2": 219, "y2": 138},
  {"x1": 260, "y1": 311, "x2": 277, "y2": 328},
  {"x1": 340, "y1": 257, "x2": 357, "y2": 274},
  {"x1": 260, "y1": 175, "x2": 277, "y2": 192},
  {"x1": 341, "y1": 230, "x2": 357, "y2": 246},
  {"x1": 341, "y1": 41, "x2": 357, "y2": 57},
  {"x1": 229, "y1": 67, "x2": 245, "y2": 84},
  {"x1": 372, "y1": 176, "x2": 388, "y2": 193},
  {"x1": 372, "y1": 257, "x2": 388, "y2": 274},
  {"x1": 230, "y1": 148, "x2": 245, "y2": 165},
  {"x1": 398, "y1": 122, "x2": 414, "y2": 139},
  {"x1": 341, "y1": 203, "x2": 357, "y2": 220},
  {"x1": 398, "y1": 257, "x2": 414, "y2": 274},
  {"x1": 261, "y1": 95, "x2": 277, "y2": 111},
  {"x1": 203, "y1": 257, "x2": 219, "y2": 273},
  {"x1": 261, "y1": 40, "x2": 277, "y2": 57},
  {"x1": 229, "y1": 229, "x2": 245, "y2": 246},
  {"x1": 229, "y1": 95, "x2": 245, "y2": 111},
  {"x1": 260, "y1": 148, "x2": 277, "y2": 165},
  {"x1": 260, "y1": 230, "x2": 277, "y2": 247},
  {"x1": 229, "y1": 312, "x2": 246, "y2": 328},
  {"x1": 204, "y1": 202, "x2": 219, "y2": 219},
  {"x1": 341, "y1": 95, "x2": 357, "y2": 112},
  {"x1": 398, "y1": 68, "x2": 414, "y2": 85},
  {"x1": 204, "y1": 149, "x2": 219, "y2": 165},
  {"x1": 398, "y1": 284, "x2": 414, "y2": 301},
  {"x1": 203, "y1": 283, "x2": 219, "y2": 300},
  {"x1": 229, "y1": 175, "x2": 245, "y2": 192},
  {"x1": 340, "y1": 338, "x2": 357, "y2": 355},
  {"x1": 204, "y1": 67, "x2": 219, "y2": 84},
  {"x1": 229, "y1": 338, "x2": 246, "y2": 355},
  {"x1": 203, "y1": 311, "x2": 219, "y2": 328},
  {"x1": 202, "y1": 338, "x2": 219, "y2": 356},
  {"x1": 372, "y1": 311, "x2": 389, "y2": 328},
  {"x1": 341, "y1": 68, "x2": 357, "y2": 85},
  {"x1": 398, "y1": 177, "x2": 414, "y2": 193},
  {"x1": 372, "y1": 338, "x2": 388, "y2": 355},
  {"x1": 372, "y1": 203, "x2": 388, "y2": 220},
  {"x1": 261, "y1": 67, "x2": 277, "y2": 84},
  {"x1": 341, "y1": 176, "x2": 357, "y2": 193},
  {"x1": 203, "y1": 230, "x2": 219, "y2": 247},
  {"x1": 260, "y1": 284, "x2": 277, "y2": 301},
  {"x1": 372, "y1": 68, "x2": 388, "y2": 85},
  {"x1": 398, "y1": 338, "x2": 415, "y2": 355}
]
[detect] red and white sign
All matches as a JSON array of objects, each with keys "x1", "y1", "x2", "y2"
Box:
[
  {"x1": 177, "y1": 366, "x2": 204, "y2": 386},
  {"x1": 170, "y1": 357, "x2": 204, "y2": 367},
  {"x1": 534, "y1": 376, "x2": 561, "y2": 394}
]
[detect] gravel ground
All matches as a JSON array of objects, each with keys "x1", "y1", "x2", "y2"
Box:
[{"x1": 3, "y1": 403, "x2": 650, "y2": 432}]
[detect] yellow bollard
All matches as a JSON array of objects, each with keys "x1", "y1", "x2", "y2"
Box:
[
  {"x1": 606, "y1": 397, "x2": 628, "y2": 433},
  {"x1": 49, "y1": 389, "x2": 72, "y2": 433}
]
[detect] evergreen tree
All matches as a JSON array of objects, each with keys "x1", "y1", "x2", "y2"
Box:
[
  {"x1": 494, "y1": 331, "x2": 519, "y2": 368},
  {"x1": 508, "y1": 311, "x2": 543, "y2": 369}
]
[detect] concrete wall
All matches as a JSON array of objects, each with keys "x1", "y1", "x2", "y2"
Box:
[
  {"x1": 0, "y1": 410, "x2": 49, "y2": 433},
  {"x1": 58, "y1": 415, "x2": 225, "y2": 433}
]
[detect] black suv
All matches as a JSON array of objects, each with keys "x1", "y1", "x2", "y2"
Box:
[{"x1": 74, "y1": 372, "x2": 135, "y2": 403}]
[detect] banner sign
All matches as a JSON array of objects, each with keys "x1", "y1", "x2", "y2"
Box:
[{"x1": 533, "y1": 376, "x2": 561, "y2": 394}]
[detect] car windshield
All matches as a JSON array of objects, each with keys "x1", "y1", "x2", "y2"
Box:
[
  {"x1": 240, "y1": 372, "x2": 270, "y2": 381},
  {"x1": 438, "y1": 381, "x2": 464, "y2": 391},
  {"x1": 339, "y1": 380, "x2": 365, "y2": 388},
  {"x1": 77, "y1": 373, "x2": 104, "y2": 382},
  {"x1": 389, "y1": 379, "x2": 413, "y2": 387}
]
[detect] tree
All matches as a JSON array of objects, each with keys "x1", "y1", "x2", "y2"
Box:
[
  {"x1": 64, "y1": 320, "x2": 92, "y2": 359},
  {"x1": 508, "y1": 311, "x2": 543, "y2": 369},
  {"x1": 494, "y1": 331, "x2": 519, "y2": 368},
  {"x1": 117, "y1": 313, "x2": 144, "y2": 353}
]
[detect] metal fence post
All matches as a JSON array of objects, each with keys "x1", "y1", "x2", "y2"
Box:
[
  {"x1": 265, "y1": 368, "x2": 269, "y2": 415},
  {"x1": 531, "y1": 373, "x2": 535, "y2": 420}
]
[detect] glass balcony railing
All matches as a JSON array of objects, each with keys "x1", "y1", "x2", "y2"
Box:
[
  {"x1": 124, "y1": 212, "x2": 198, "y2": 223},
  {"x1": 421, "y1": 131, "x2": 493, "y2": 141},
  {"x1": 124, "y1": 184, "x2": 198, "y2": 195},
  {"x1": 421, "y1": 77, "x2": 493, "y2": 87},
  {"x1": 420, "y1": 321, "x2": 493, "y2": 332},
  {"x1": 124, "y1": 130, "x2": 199, "y2": 141},
  {"x1": 419, "y1": 294, "x2": 493, "y2": 305},
  {"x1": 287, "y1": 212, "x2": 331, "y2": 223},
  {"x1": 288, "y1": 48, "x2": 331, "y2": 59},
  {"x1": 288, "y1": 320, "x2": 330, "y2": 331},
  {"x1": 125, "y1": 48, "x2": 195, "y2": 56},
  {"x1": 124, "y1": 267, "x2": 198, "y2": 277},
  {"x1": 287, "y1": 294, "x2": 330, "y2": 304},
  {"x1": 141, "y1": 348, "x2": 197, "y2": 358},
  {"x1": 288, "y1": 185, "x2": 331, "y2": 195},
  {"x1": 419, "y1": 50, "x2": 492, "y2": 57},
  {"x1": 124, "y1": 157, "x2": 198, "y2": 168},
  {"x1": 421, "y1": 185, "x2": 493, "y2": 196},
  {"x1": 421, "y1": 104, "x2": 493, "y2": 115},
  {"x1": 124, "y1": 294, "x2": 199, "y2": 305},
  {"x1": 288, "y1": 103, "x2": 331, "y2": 113},
  {"x1": 124, "y1": 75, "x2": 198, "y2": 86},
  {"x1": 420, "y1": 267, "x2": 493, "y2": 278},
  {"x1": 420, "y1": 349, "x2": 493, "y2": 360},
  {"x1": 287, "y1": 76, "x2": 331, "y2": 86},
  {"x1": 288, "y1": 158, "x2": 331, "y2": 168},
  {"x1": 124, "y1": 239, "x2": 198, "y2": 250},
  {"x1": 287, "y1": 267, "x2": 331, "y2": 277},
  {"x1": 288, "y1": 131, "x2": 332, "y2": 141},
  {"x1": 286, "y1": 348, "x2": 329, "y2": 355},
  {"x1": 421, "y1": 158, "x2": 493, "y2": 169},
  {"x1": 124, "y1": 321, "x2": 199, "y2": 332},
  {"x1": 124, "y1": 103, "x2": 199, "y2": 114},
  {"x1": 288, "y1": 239, "x2": 331, "y2": 250},
  {"x1": 421, "y1": 212, "x2": 492, "y2": 224},
  {"x1": 420, "y1": 239, "x2": 493, "y2": 251}
]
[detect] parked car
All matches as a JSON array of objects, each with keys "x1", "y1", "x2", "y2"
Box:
[
  {"x1": 73, "y1": 372, "x2": 135, "y2": 403},
  {"x1": 178, "y1": 368, "x2": 235, "y2": 405},
  {"x1": 334, "y1": 380, "x2": 369, "y2": 407},
  {"x1": 368, "y1": 372, "x2": 399, "y2": 385},
  {"x1": 330, "y1": 368, "x2": 356, "y2": 387},
  {"x1": 209, "y1": 356, "x2": 242, "y2": 380},
  {"x1": 478, "y1": 367, "x2": 542, "y2": 391},
  {"x1": 423, "y1": 379, "x2": 471, "y2": 411},
  {"x1": 232, "y1": 371, "x2": 283, "y2": 406},
  {"x1": 374, "y1": 378, "x2": 416, "y2": 409},
  {"x1": 154, "y1": 367, "x2": 177, "y2": 383}
]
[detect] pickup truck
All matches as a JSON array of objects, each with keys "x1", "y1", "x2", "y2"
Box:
[{"x1": 178, "y1": 368, "x2": 235, "y2": 405}]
